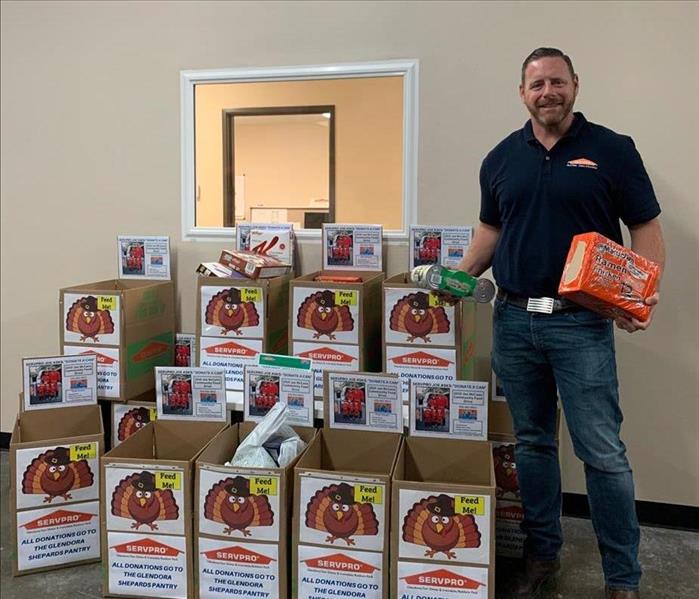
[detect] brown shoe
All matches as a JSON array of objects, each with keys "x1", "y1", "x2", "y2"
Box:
[
  {"x1": 515, "y1": 557, "x2": 560, "y2": 598},
  {"x1": 605, "y1": 588, "x2": 640, "y2": 598}
]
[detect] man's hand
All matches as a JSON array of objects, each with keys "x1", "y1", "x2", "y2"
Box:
[{"x1": 614, "y1": 292, "x2": 659, "y2": 333}]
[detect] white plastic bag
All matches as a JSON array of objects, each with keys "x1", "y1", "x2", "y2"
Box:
[{"x1": 227, "y1": 403, "x2": 307, "y2": 468}]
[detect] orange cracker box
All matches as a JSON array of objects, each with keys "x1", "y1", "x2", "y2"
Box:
[{"x1": 559, "y1": 232, "x2": 660, "y2": 322}]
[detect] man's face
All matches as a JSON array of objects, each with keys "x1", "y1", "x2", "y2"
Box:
[{"x1": 519, "y1": 57, "x2": 578, "y2": 128}]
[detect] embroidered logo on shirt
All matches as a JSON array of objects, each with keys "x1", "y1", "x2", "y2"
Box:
[{"x1": 566, "y1": 158, "x2": 598, "y2": 169}]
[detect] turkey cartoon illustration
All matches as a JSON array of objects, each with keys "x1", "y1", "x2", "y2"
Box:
[
  {"x1": 389, "y1": 292, "x2": 450, "y2": 343},
  {"x1": 111, "y1": 471, "x2": 179, "y2": 530},
  {"x1": 203, "y1": 476, "x2": 274, "y2": 536},
  {"x1": 305, "y1": 482, "x2": 378, "y2": 546},
  {"x1": 117, "y1": 407, "x2": 152, "y2": 442},
  {"x1": 402, "y1": 493, "x2": 481, "y2": 559},
  {"x1": 297, "y1": 290, "x2": 354, "y2": 340},
  {"x1": 65, "y1": 295, "x2": 115, "y2": 342},
  {"x1": 493, "y1": 444, "x2": 519, "y2": 498},
  {"x1": 22, "y1": 446, "x2": 94, "y2": 503},
  {"x1": 205, "y1": 288, "x2": 260, "y2": 335}
]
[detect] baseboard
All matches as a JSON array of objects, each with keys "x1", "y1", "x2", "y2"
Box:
[{"x1": 563, "y1": 492, "x2": 698, "y2": 531}]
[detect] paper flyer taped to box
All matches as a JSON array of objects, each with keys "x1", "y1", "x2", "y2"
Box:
[
  {"x1": 409, "y1": 225, "x2": 474, "y2": 270},
  {"x1": 409, "y1": 381, "x2": 488, "y2": 441},
  {"x1": 200, "y1": 284, "x2": 266, "y2": 339},
  {"x1": 106, "y1": 532, "x2": 188, "y2": 598},
  {"x1": 62, "y1": 292, "x2": 121, "y2": 345},
  {"x1": 175, "y1": 333, "x2": 196, "y2": 367},
  {"x1": 15, "y1": 441, "x2": 100, "y2": 509},
  {"x1": 495, "y1": 500, "x2": 525, "y2": 558},
  {"x1": 492, "y1": 441, "x2": 520, "y2": 501},
  {"x1": 244, "y1": 364, "x2": 314, "y2": 427},
  {"x1": 396, "y1": 560, "x2": 489, "y2": 599},
  {"x1": 297, "y1": 472, "x2": 387, "y2": 552},
  {"x1": 118, "y1": 235, "x2": 171, "y2": 280},
  {"x1": 22, "y1": 355, "x2": 98, "y2": 411},
  {"x1": 326, "y1": 372, "x2": 403, "y2": 434},
  {"x1": 104, "y1": 464, "x2": 186, "y2": 535},
  {"x1": 384, "y1": 288, "x2": 457, "y2": 346},
  {"x1": 155, "y1": 367, "x2": 227, "y2": 422},
  {"x1": 197, "y1": 467, "x2": 281, "y2": 541},
  {"x1": 112, "y1": 403, "x2": 157, "y2": 447},
  {"x1": 63, "y1": 345, "x2": 121, "y2": 399},
  {"x1": 322, "y1": 224, "x2": 383, "y2": 271},
  {"x1": 293, "y1": 341, "x2": 360, "y2": 397},
  {"x1": 198, "y1": 536, "x2": 280, "y2": 599},
  {"x1": 297, "y1": 544, "x2": 383, "y2": 599},
  {"x1": 236, "y1": 223, "x2": 294, "y2": 266},
  {"x1": 397, "y1": 488, "x2": 491, "y2": 564},
  {"x1": 16, "y1": 500, "x2": 101, "y2": 572},
  {"x1": 385, "y1": 346, "x2": 457, "y2": 401},
  {"x1": 292, "y1": 287, "x2": 360, "y2": 344},
  {"x1": 199, "y1": 337, "x2": 263, "y2": 392}
]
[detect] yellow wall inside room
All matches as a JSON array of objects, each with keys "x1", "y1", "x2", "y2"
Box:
[{"x1": 2, "y1": 1, "x2": 697, "y2": 507}]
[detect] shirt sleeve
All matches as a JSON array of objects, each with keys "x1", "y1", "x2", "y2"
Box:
[
  {"x1": 616, "y1": 136, "x2": 661, "y2": 226},
  {"x1": 478, "y1": 158, "x2": 501, "y2": 227}
]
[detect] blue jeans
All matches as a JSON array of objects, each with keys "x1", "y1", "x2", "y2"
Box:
[{"x1": 492, "y1": 299, "x2": 641, "y2": 590}]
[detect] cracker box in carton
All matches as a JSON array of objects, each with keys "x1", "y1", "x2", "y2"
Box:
[
  {"x1": 559, "y1": 232, "x2": 660, "y2": 321},
  {"x1": 219, "y1": 249, "x2": 292, "y2": 279}
]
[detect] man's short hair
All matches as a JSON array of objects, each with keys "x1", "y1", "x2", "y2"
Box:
[{"x1": 521, "y1": 48, "x2": 575, "y2": 83}]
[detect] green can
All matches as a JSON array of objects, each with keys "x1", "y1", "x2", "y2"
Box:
[{"x1": 410, "y1": 264, "x2": 495, "y2": 303}]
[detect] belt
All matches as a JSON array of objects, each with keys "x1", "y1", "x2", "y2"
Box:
[{"x1": 496, "y1": 290, "x2": 584, "y2": 313}]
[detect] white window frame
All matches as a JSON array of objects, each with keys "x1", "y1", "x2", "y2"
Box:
[{"x1": 180, "y1": 59, "x2": 419, "y2": 242}]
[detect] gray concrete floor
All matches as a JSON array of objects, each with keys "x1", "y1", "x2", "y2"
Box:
[{"x1": 1, "y1": 449, "x2": 697, "y2": 598}]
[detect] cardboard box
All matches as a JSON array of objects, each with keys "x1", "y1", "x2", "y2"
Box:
[
  {"x1": 290, "y1": 270, "x2": 384, "y2": 398},
  {"x1": 194, "y1": 422, "x2": 316, "y2": 598},
  {"x1": 111, "y1": 399, "x2": 157, "y2": 448},
  {"x1": 101, "y1": 419, "x2": 227, "y2": 598},
  {"x1": 391, "y1": 436, "x2": 496, "y2": 599},
  {"x1": 383, "y1": 273, "x2": 477, "y2": 401},
  {"x1": 60, "y1": 279, "x2": 175, "y2": 400},
  {"x1": 292, "y1": 428, "x2": 403, "y2": 599},
  {"x1": 9, "y1": 404, "x2": 105, "y2": 575}
]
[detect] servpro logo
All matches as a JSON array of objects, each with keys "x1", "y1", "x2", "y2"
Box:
[
  {"x1": 296, "y1": 346, "x2": 355, "y2": 364},
  {"x1": 303, "y1": 552, "x2": 378, "y2": 574},
  {"x1": 496, "y1": 504, "x2": 524, "y2": 521},
  {"x1": 402, "y1": 568, "x2": 485, "y2": 589},
  {"x1": 204, "y1": 341, "x2": 258, "y2": 358},
  {"x1": 132, "y1": 342, "x2": 170, "y2": 363},
  {"x1": 21, "y1": 509, "x2": 96, "y2": 530},
  {"x1": 79, "y1": 349, "x2": 117, "y2": 365},
  {"x1": 202, "y1": 545, "x2": 275, "y2": 565},
  {"x1": 111, "y1": 538, "x2": 183, "y2": 557},
  {"x1": 389, "y1": 351, "x2": 454, "y2": 368}
]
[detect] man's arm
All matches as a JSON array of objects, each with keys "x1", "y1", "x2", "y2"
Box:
[
  {"x1": 615, "y1": 217, "x2": 665, "y2": 333},
  {"x1": 457, "y1": 222, "x2": 501, "y2": 277}
]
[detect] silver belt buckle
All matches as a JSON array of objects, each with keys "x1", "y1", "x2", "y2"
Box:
[{"x1": 527, "y1": 297, "x2": 555, "y2": 314}]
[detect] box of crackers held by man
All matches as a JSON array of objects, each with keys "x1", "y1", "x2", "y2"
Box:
[
  {"x1": 382, "y1": 273, "x2": 478, "y2": 403},
  {"x1": 559, "y1": 232, "x2": 660, "y2": 322},
  {"x1": 101, "y1": 398, "x2": 228, "y2": 598},
  {"x1": 60, "y1": 279, "x2": 175, "y2": 401},
  {"x1": 10, "y1": 375, "x2": 105, "y2": 576},
  {"x1": 391, "y1": 436, "x2": 496, "y2": 599},
  {"x1": 289, "y1": 270, "x2": 385, "y2": 399},
  {"x1": 197, "y1": 274, "x2": 292, "y2": 396},
  {"x1": 194, "y1": 421, "x2": 316, "y2": 598},
  {"x1": 292, "y1": 419, "x2": 403, "y2": 599}
]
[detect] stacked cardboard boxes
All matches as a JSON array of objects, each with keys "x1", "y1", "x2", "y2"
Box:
[
  {"x1": 289, "y1": 271, "x2": 385, "y2": 400},
  {"x1": 10, "y1": 402, "x2": 105, "y2": 575},
  {"x1": 60, "y1": 279, "x2": 175, "y2": 401},
  {"x1": 391, "y1": 436, "x2": 496, "y2": 598},
  {"x1": 197, "y1": 275, "x2": 292, "y2": 401},
  {"x1": 194, "y1": 422, "x2": 316, "y2": 598},
  {"x1": 382, "y1": 273, "x2": 477, "y2": 403}
]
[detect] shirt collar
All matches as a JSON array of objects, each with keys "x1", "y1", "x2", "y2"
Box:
[{"x1": 523, "y1": 112, "x2": 587, "y2": 144}]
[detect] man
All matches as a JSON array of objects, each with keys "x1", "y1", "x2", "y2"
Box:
[{"x1": 458, "y1": 48, "x2": 665, "y2": 599}]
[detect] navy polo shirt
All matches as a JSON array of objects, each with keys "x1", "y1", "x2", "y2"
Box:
[{"x1": 480, "y1": 112, "x2": 661, "y2": 298}]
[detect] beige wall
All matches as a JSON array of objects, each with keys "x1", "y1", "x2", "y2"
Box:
[
  {"x1": 1, "y1": 1, "x2": 697, "y2": 506},
  {"x1": 194, "y1": 77, "x2": 404, "y2": 228}
]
